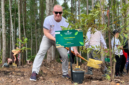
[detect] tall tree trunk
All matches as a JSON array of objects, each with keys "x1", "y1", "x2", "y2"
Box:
[
  {"x1": 18, "y1": 0, "x2": 21, "y2": 65},
  {"x1": 22, "y1": 0, "x2": 27, "y2": 61},
  {"x1": 40, "y1": 0, "x2": 44, "y2": 37},
  {"x1": 0, "y1": 2, "x2": 2, "y2": 53},
  {"x1": 86, "y1": 0, "x2": 89, "y2": 15},
  {"x1": 1, "y1": 0, "x2": 6, "y2": 64},
  {"x1": 71, "y1": 0, "x2": 74, "y2": 13},
  {"x1": 75, "y1": 0, "x2": 77, "y2": 19},
  {"x1": 126, "y1": 0, "x2": 129, "y2": 69},
  {"x1": 120, "y1": 0, "x2": 124, "y2": 27},
  {"x1": 9, "y1": 1, "x2": 11, "y2": 58},
  {"x1": 31, "y1": 27, "x2": 33, "y2": 57},
  {"x1": 111, "y1": 0, "x2": 114, "y2": 30},
  {"x1": 24, "y1": 0, "x2": 27, "y2": 60},
  {"x1": 46, "y1": 0, "x2": 55, "y2": 63},
  {"x1": 92, "y1": 0, "x2": 94, "y2": 9},
  {"x1": 86, "y1": 0, "x2": 89, "y2": 60},
  {"x1": 78, "y1": 0, "x2": 81, "y2": 62},
  {"x1": 14, "y1": 0, "x2": 16, "y2": 49},
  {"x1": 9, "y1": 0, "x2": 14, "y2": 50},
  {"x1": 107, "y1": 6, "x2": 113, "y2": 81},
  {"x1": 75, "y1": 0, "x2": 78, "y2": 63},
  {"x1": 34, "y1": 0, "x2": 38, "y2": 53},
  {"x1": 64, "y1": 0, "x2": 67, "y2": 3},
  {"x1": 9, "y1": 0, "x2": 12, "y2": 58},
  {"x1": 100, "y1": 0, "x2": 106, "y2": 62},
  {"x1": 35, "y1": 22, "x2": 37, "y2": 53}
]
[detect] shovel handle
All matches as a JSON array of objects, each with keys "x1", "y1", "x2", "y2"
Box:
[{"x1": 65, "y1": 47, "x2": 88, "y2": 62}]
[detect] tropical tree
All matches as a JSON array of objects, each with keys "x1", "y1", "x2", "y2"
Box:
[
  {"x1": 9, "y1": 0, "x2": 14, "y2": 49},
  {"x1": 1, "y1": 0, "x2": 6, "y2": 64},
  {"x1": 18, "y1": 0, "x2": 21, "y2": 65},
  {"x1": 0, "y1": 1, "x2": 2, "y2": 53},
  {"x1": 46, "y1": 0, "x2": 55, "y2": 63}
]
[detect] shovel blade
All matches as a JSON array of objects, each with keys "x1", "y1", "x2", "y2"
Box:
[{"x1": 87, "y1": 58, "x2": 102, "y2": 69}]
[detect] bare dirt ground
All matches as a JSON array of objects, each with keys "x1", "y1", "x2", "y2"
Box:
[{"x1": 0, "y1": 60, "x2": 129, "y2": 85}]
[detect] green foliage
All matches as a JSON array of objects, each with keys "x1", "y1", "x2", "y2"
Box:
[
  {"x1": 27, "y1": 55, "x2": 35, "y2": 61},
  {"x1": 16, "y1": 37, "x2": 31, "y2": 52},
  {"x1": 62, "y1": 2, "x2": 70, "y2": 18},
  {"x1": 105, "y1": 74, "x2": 110, "y2": 81},
  {"x1": 0, "y1": 50, "x2": 2, "y2": 64},
  {"x1": 61, "y1": 2, "x2": 109, "y2": 55}
]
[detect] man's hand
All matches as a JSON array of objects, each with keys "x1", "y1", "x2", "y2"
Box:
[
  {"x1": 73, "y1": 47, "x2": 80, "y2": 56},
  {"x1": 119, "y1": 46, "x2": 123, "y2": 49}
]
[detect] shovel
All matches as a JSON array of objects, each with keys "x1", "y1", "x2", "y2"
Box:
[
  {"x1": 75, "y1": 57, "x2": 80, "y2": 69},
  {"x1": 65, "y1": 47, "x2": 103, "y2": 69}
]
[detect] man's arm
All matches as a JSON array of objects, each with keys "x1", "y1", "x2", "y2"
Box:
[
  {"x1": 43, "y1": 28, "x2": 55, "y2": 41},
  {"x1": 100, "y1": 33, "x2": 107, "y2": 49},
  {"x1": 73, "y1": 47, "x2": 80, "y2": 56},
  {"x1": 85, "y1": 28, "x2": 91, "y2": 48}
]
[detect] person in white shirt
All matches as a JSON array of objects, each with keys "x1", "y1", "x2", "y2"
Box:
[
  {"x1": 30, "y1": 5, "x2": 80, "y2": 81},
  {"x1": 85, "y1": 27, "x2": 107, "y2": 76},
  {"x1": 111, "y1": 30, "x2": 125, "y2": 76}
]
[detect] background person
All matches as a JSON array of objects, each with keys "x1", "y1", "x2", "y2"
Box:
[
  {"x1": 11, "y1": 47, "x2": 21, "y2": 66},
  {"x1": 111, "y1": 30, "x2": 126, "y2": 76},
  {"x1": 85, "y1": 27, "x2": 108, "y2": 76}
]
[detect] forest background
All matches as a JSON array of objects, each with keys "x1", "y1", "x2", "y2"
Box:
[{"x1": 1, "y1": 0, "x2": 129, "y2": 81}]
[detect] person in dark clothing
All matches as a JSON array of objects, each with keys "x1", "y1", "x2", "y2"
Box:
[{"x1": 123, "y1": 36, "x2": 129, "y2": 73}]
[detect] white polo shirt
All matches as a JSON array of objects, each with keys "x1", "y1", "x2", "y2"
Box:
[
  {"x1": 111, "y1": 37, "x2": 123, "y2": 55},
  {"x1": 43, "y1": 15, "x2": 69, "y2": 37}
]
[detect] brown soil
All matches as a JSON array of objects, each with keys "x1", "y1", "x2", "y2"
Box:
[{"x1": 0, "y1": 60, "x2": 129, "y2": 85}]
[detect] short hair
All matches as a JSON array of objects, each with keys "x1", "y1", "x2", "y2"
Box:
[
  {"x1": 53, "y1": 5, "x2": 62, "y2": 11},
  {"x1": 113, "y1": 30, "x2": 120, "y2": 35}
]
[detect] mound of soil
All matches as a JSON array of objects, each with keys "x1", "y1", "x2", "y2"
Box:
[{"x1": 0, "y1": 59, "x2": 129, "y2": 85}]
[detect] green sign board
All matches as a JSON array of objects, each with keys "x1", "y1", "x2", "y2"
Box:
[{"x1": 55, "y1": 29, "x2": 84, "y2": 48}]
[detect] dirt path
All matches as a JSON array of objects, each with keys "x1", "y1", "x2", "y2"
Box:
[{"x1": 0, "y1": 60, "x2": 129, "y2": 85}]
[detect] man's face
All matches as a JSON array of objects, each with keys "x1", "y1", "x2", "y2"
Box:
[
  {"x1": 53, "y1": 6, "x2": 63, "y2": 22},
  {"x1": 116, "y1": 33, "x2": 119, "y2": 38}
]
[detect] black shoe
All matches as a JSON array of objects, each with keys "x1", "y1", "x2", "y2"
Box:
[
  {"x1": 62, "y1": 74, "x2": 70, "y2": 79},
  {"x1": 30, "y1": 71, "x2": 37, "y2": 81},
  {"x1": 85, "y1": 71, "x2": 93, "y2": 75},
  {"x1": 121, "y1": 71, "x2": 126, "y2": 75},
  {"x1": 115, "y1": 73, "x2": 120, "y2": 77}
]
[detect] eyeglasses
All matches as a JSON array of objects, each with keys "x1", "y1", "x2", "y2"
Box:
[{"x1": 54, "y1": 11, "x2": 62, "y2": 15}]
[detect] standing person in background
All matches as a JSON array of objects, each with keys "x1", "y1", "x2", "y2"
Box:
[
  {"x1": 123, "y1": 34, "x2": 129, "y2": 73},
  {"x1": 111, "y1": 30, "x2": 126, "y2": 76},
  {"x1": 30, "y1": 5, "x2": 80, "y2": 81},
  {"x1": 85, "y1": 27, "x2": 108, "y2": 76}
]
